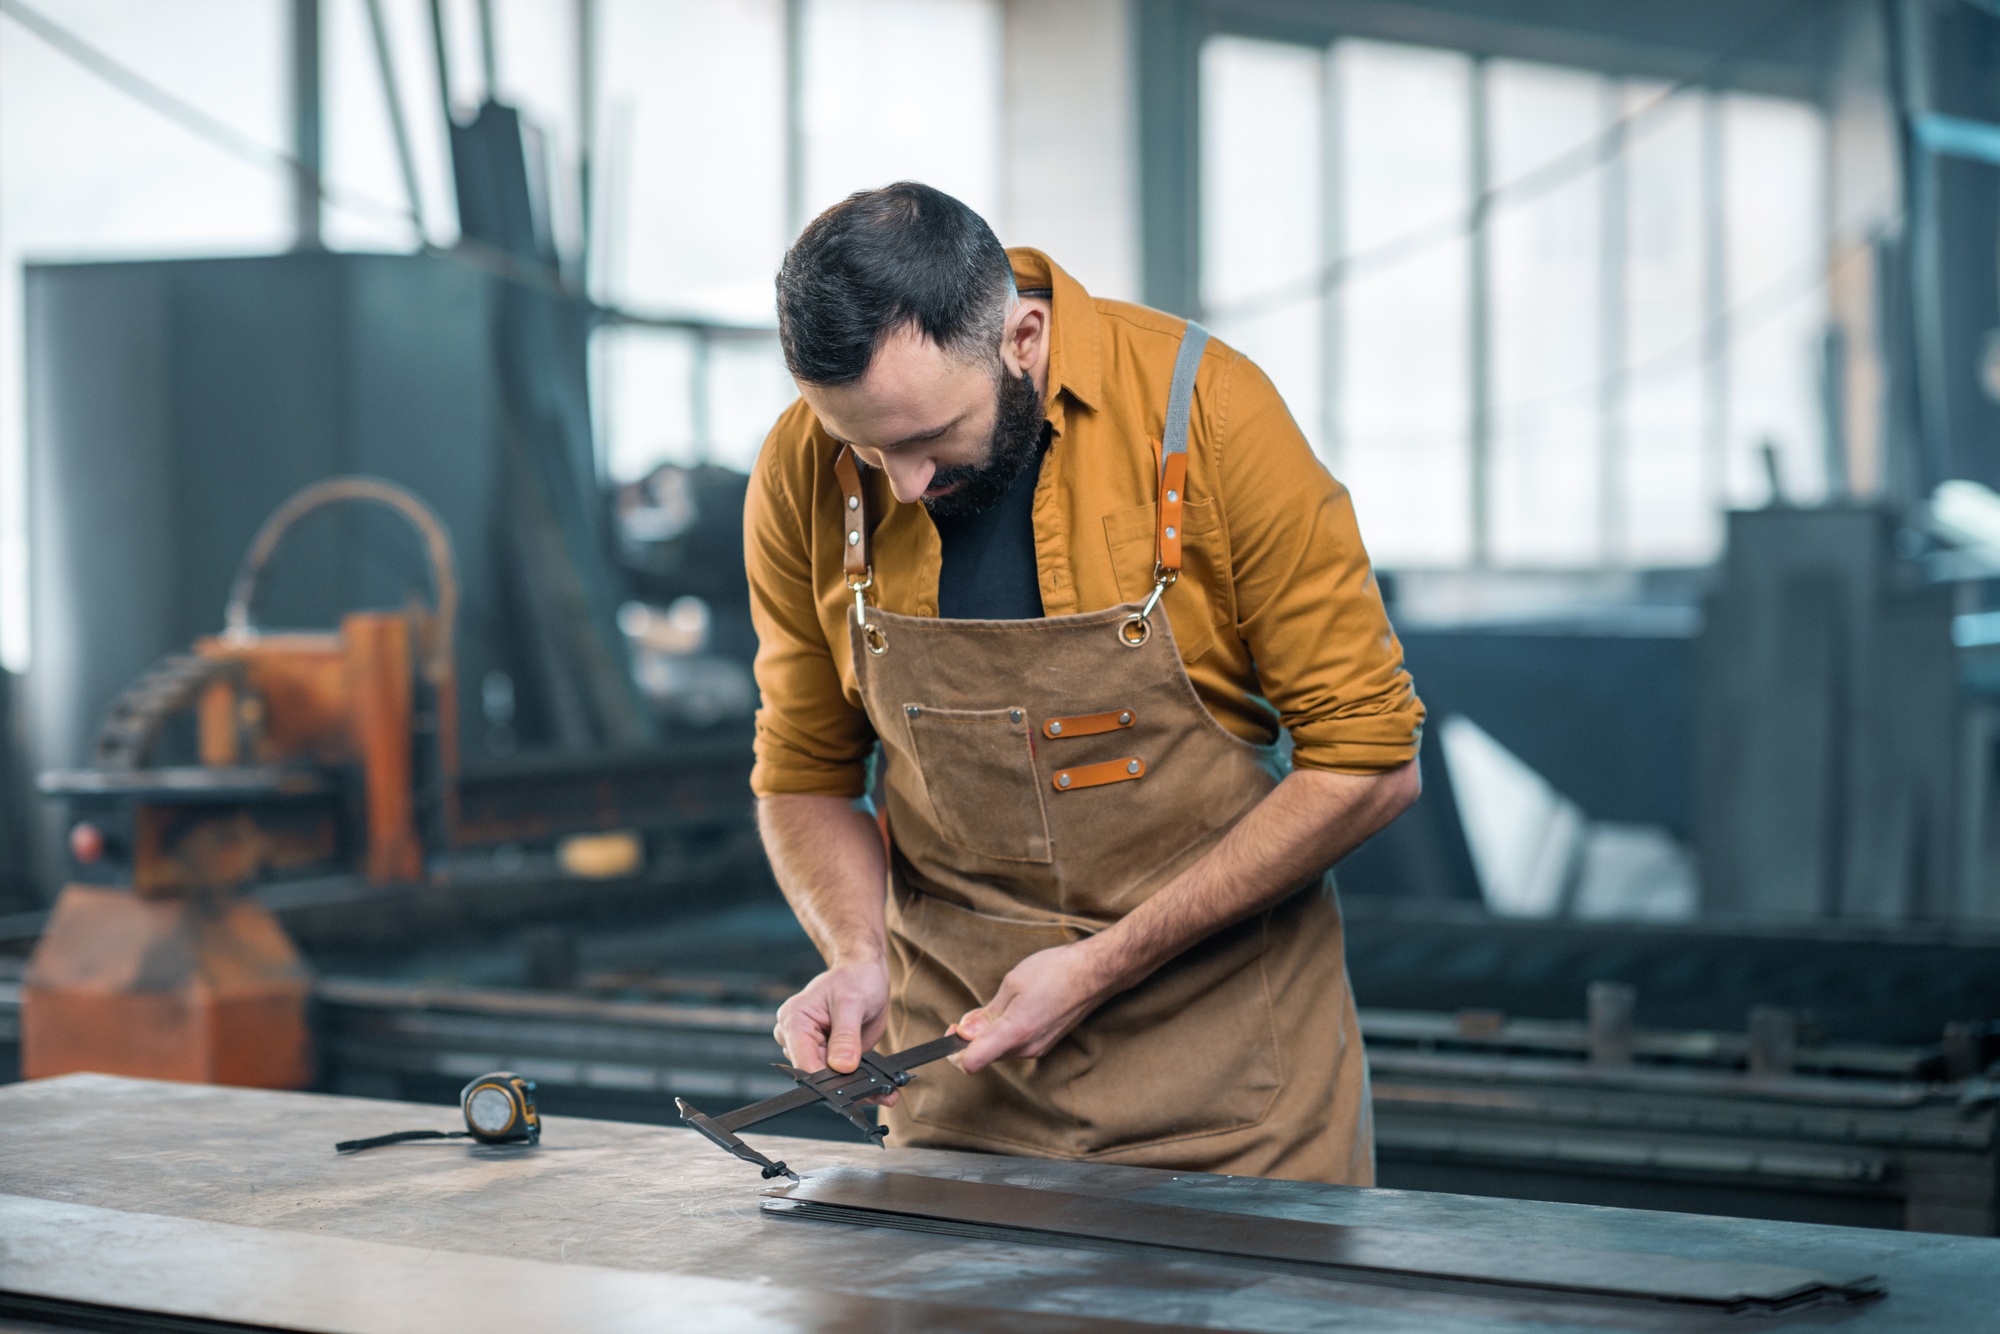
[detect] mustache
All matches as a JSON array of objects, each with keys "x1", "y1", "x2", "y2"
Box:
[{"x1": 929, "y1": 460, "x2": 986, "y2": 490}]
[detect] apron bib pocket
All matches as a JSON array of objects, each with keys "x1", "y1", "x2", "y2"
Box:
[{"x1": 903, "y1": 704, "x2": 1053, "y2": 864}]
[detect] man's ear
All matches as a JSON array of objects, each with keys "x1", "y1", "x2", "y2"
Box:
[{"x1": 1001, "y1": 302, "x2": 1049, "y2": 379}]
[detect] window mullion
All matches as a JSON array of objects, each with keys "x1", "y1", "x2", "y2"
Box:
[
  {"x1": 1702, "y1": 89, "x2": 1729, "y2": 522},
  {"x1": 1468, "y1": 56, "x2": 1492, "y2": 568},
  {"x1": 1321, "y1": 43, "x2": 1344, "y2": 473},
  {"x1": 1599, "y1": 78, "x2": 1628, "y2": 567}
]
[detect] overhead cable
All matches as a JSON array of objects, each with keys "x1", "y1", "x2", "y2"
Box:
[
  {"x1": 1200, "y1": 0, "x2": 1833, "y2": 325},
  {"x1": 0, "y1": 0, "x2": 414, "y2": 233},
  {"x1": 0, "y1": 0, "x2": 772, "y2": 339},
  {"x1": 1481, "y1": 219, "x2": 1892, "y2": 442}
]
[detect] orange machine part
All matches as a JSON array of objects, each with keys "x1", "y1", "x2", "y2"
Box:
[
  {"x1": 343, "y1": 613, "x2": 422, "y2": 883},
  {"x1": 196, "y1": 632, "x2": 351, "y2": 765},
  {"x1": 20, "y1": 883, "x2": 312, "y2": 1088},
  {"x1": 197, "y1": 611, "x2": 435, "y2": 884}
]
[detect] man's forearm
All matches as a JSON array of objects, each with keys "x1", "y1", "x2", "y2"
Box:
[
  {"x1": 757, "y1": 794, "x2": 890, "y2": 966},
  {"x1": 1083, "y1": 761, "x2": 1419, "y2": 995}
]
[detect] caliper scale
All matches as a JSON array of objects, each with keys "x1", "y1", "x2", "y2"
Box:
[{"x1": 677, "y1": 1033, "x2": 968, "y2": 1180}]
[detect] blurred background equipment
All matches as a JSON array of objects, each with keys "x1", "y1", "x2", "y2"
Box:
[{"x1": 3, "y1": 0, "x2": 2000, "y2": 1252}]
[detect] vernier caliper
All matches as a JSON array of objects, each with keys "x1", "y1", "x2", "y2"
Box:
[{"x1": 676, "y1": 1033, "x2": 969, "y2": 1181}]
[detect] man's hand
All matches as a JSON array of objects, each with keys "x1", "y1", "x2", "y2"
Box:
[
  {"x1": 759, "y1": 792, "x2": 896, "y2": 1091},
  {"x1": 952, "y1": 940, "x2": 1113, "y2": 1075},
  {"x1": 949, "y1": 764, "x2": 1420, "y2": 1078},
  {"x1": 774, "y1": 960, "x2": 892, "y2": 1079}
]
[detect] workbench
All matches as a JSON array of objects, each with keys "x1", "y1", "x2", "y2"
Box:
[{"x1": 0, "y1": 1075, "x2": 1992, "y2": 1332}]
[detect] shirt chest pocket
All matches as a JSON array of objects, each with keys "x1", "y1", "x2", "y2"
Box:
[{"x1": 1100, "y1": 499, "x2": 1227, "y2": 666}]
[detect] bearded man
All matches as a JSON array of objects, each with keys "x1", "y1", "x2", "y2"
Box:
[{"x1": 746, "y1": 181, "x2": 1423, "y2": 1183}]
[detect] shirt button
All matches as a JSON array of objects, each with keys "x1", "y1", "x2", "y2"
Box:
[{"x1": 917, "y1": 604, "x2": 934, "y2": 617}]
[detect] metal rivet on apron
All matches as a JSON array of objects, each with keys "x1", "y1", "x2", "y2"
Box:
[
  {"x1": 847, "y1": 495, "x2": 860, "y2": 510},
  {"x1": 1118, "y1": 711, "x2": 1132, "y2": 725},
  {"x1": 847, "y1": 530, "x2": 860, "y2": 545},
  {"x1": 1165, "y1": 526, "x2": 1177, "y2": 540},
  {"x1": 906, "y1": 705, "x2": 920, "y2": 718},
  {"x1": 1056, "y1": 773, "x2": 1071, "y2": 789},
  {"x1": 1127, "y1": 760, "x2": 1141, "y2": 774},
  {"x1": 1166, "y1": 489, "x2": 1179, "y2": 503},
  {"x1": 1009, "y1": 709, "x2": 1023, "y2": 723},
  {"x1": 1048, "y1": 721, "x2": 1062, "y2": 735}
]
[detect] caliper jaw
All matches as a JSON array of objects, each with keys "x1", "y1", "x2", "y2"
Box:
[{"x1": 675, "y1": 1098, "x2": 798, "y2": 1181}]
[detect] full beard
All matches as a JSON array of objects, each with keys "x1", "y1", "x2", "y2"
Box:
[{"x1": 922, "y1": 367, "x2": 1046, "y2": 520}]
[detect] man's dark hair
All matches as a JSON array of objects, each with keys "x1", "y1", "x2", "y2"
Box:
[{"x1": 777, "y1": 182, "x2": 1013, "y2": 386}]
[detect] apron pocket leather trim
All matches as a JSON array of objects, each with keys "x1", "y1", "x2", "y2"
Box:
[
  {"x1": 902, "y1": 704, "x2": 1053, "y2": 864},
  {"x1": 1052, "y1": 758, "x2": 1145, "y2": 791},
  {"x1": 1043, "y1": 709, "x2": 1135, "y2": 739}
]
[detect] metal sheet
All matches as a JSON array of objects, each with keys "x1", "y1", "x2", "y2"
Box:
[
  {"x1": 1, "y1": 1075, "x2": 1995, "y2": 1332},
  {"x1": 0, "y1": 1194, "x2": 1163, "y2": 1334},
  {"x1": 766, "y1": 1170, "x2": 1881, "y2": 1312}
]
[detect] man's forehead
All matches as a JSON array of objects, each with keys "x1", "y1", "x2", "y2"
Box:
[{"x1": 799, "y1": 326, "x2": 987, "y2": 447}]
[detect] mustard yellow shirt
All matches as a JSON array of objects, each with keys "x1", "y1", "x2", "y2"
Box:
[{"x1": 745, "y1": 248, "x2": 1423, "y2": 798}]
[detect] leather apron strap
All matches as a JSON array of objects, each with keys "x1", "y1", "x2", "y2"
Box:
[
  {"x1": 1155, "y1": 321, "x2": 1208, "y2": 578},
  {"x1": 834, "y1": 446, "x2": 883, "y2": 653},
  {"x1": 1123, "y1": 321, "x2": 1208, "y2": 648}
]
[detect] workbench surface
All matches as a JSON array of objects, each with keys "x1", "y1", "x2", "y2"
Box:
[{"x1": 0, "y1": 1075, "x2": 1992, "y2": 1332}]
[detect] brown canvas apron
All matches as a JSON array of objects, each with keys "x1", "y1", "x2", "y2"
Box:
[{"x1": 834, "y1": 324, "x2": 1372, "y2": 1186}]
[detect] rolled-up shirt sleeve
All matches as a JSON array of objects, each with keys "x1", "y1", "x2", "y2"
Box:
[
  {"x1": 745, "y1": 415, "x2": 876, "y2": 798},
  {"x1": 1215, "y1": 355, "x2": 1424, "y2": 774}
]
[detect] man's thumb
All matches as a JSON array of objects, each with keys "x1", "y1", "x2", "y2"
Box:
[{"x1": 826, "y1": 992, "x2": 863, "y2": 1072}]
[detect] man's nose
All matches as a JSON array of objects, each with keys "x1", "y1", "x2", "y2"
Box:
[{"x1": 880, "y1": 456, "x2": 935, "y2": 505}]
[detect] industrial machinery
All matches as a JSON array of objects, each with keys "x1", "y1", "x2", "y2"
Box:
[
  {"x1": 20, "y1": 480, "x2": 462, "y2": 1087},
  {"x1": 18, "y1": 478, "x2": 757, "y2": 1089}
]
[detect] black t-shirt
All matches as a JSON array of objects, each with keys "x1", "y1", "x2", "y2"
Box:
[{"x1": 932, "y1": 440, "x2": 1047, "y2": 620}]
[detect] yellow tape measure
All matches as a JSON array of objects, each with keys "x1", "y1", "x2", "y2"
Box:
[{"x1": 335, "y1": 1072, "x2": 541, "y2": 1153}]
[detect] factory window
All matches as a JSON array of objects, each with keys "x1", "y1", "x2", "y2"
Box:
[
  {"x1": 593, "y1": 0, "x2": 1003, "y2": 481},
  {"x1": 1200, "y1": 36, "x2": 1829, "y2": 571},
  {"x1": 0, "y1": 0, "x2": 291, "y2": 673},
  {"x1": 319, "y1": 0, "x2": 1003, "y2": 480}
]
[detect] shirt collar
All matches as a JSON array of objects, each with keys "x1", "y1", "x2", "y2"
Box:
[{"x1": 1007, "y1": 247, "x2": 1103, "y2": 418}]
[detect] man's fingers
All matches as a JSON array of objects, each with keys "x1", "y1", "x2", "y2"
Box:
[
  {"x1": 774, "y1": 1006, "x2": 828, "y2": 1071},
  {"x1": 951, "y1": 981, "x2": 1024, "y2": 1074},
  {"x1": 955, "y1": 1014, "x2": 1030, "y2": 1074}
]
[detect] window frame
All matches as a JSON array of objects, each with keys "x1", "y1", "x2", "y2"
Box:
[{"x1": 1144, "y1": 0, "x2": 1833, "y2": 572}]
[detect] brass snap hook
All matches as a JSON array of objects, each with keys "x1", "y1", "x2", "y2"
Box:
[
  {"x1": 847, "y1": 570, "x2": 874, "y2": 627},
  {"x1": 1118, "y1": 574, "x2": 1171, "y2": 648}
]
